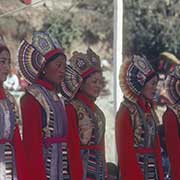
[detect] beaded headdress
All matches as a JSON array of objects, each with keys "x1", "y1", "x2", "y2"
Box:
[
  {"x1": 165, "y1": 76, "x2": 180, "y2": 105},
  {"x1": 158, "y1": 52, "x2": 180, "y2": 74},
  {"x1": 59, "y1": 65, "x2": 83, "y2": 100},
  {"x1": 165, "y1": 65, "x2": 180, "y2": 105},
  {"x1": 120, "y1": 55, "x2": 156, "y2": 102},
  {"x1": 69, "y1": 48, "x2": 101, "y2": 78},
  {"x1": 18, "y1": 31, "x2": 66, "y2": 84},
  {"x1": 59, "y1": 48, "x2": 101, "y2": 100}
]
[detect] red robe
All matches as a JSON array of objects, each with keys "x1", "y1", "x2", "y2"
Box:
[
  {"x1": 21, "y1": 79, "x2": 77, "y2": 180},
  {"x1": 66, "y1": 92, "x2": 106, "y2": 180},
  {"x1": 0, "y1": 87, "x2": 30, "y2": 180},
  {"x1": 66, "y1": 101, "x2": 83, "y2": 180},
  {"x1": 115, "y1": 97, "x2": 164, "y2": 180},
  {"x1": 163, "y1": 107, "x2": 180, "y2": 180},
  {"x1": 13, "y1": 124, "x2": 30, "y2": 180},
  {"x1": 20, "y1": 82, "x2": 47, "y2": 180}
]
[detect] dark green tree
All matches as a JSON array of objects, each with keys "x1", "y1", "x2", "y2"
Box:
[
  {"x1": 42, "y1": 0, "x2": 113, "y2": 50},
  {"x1": 123, "y1": 0, "x2": 180, "y2": 63},
  {"x1": 42, "y1": 12, "x2": 82, "y2": 49}
]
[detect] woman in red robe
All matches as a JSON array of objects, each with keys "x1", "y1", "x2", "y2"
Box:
[
  {"x1": 115, "y1": 55, "x2": 164, "y2": 180},
  {"x1": 60, "y1": 49, "x2": 107, "y2": 180},
  {"x1": 0, "y1": 42, "x2": 29, "y2": 180},
  {"x1": 162, "y1": 68, "x2": 180, "y2": 180},
  {"x1": 18, "y1": 31, "x2": 73, "y2": 180}
]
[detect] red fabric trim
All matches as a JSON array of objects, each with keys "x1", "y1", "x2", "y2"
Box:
[
  {"x1": 66, "y1": 104, "x2": 83, "y2": 180},
  {"x1": 0, "y1": 138, "x2": 11, "y2": 144},
  {"x1": 44, "y1": 48, "x2": 65, "y2": 61},
  {"x1": 21, "y1": 93, "x2": 47, "y2": 180},
  {"x1": 115, "y1": 106, "x2": 144, "y2": 180},
  {"x1": 116, "y1": 103, "x2": 164, "y2": 180},
  {"x1": 137, "y1": 97, "x2": 152, "y2": 113},
  {"x1": 81, "y1": 67, "x2": 99, "y2": 78},
  {"x1": 76, "y1": 92, "x2": 95, "y2": 111},
  {"x1": 43, "y1": 137, "x2": 68, "y2": 148},
  {"x1": 36, "y1": 79, "x2": 54, "y2": 90},
  {"x1": 146, "y1": 70, "x2": 156, "y2": 77},
  {"x1": 163, "y1": 108, "x2": 180, "y2": 180},
  {"x1": 13, "y1": 124, "x2": 31, "y2": 180},
  {"x1": 66, "y1": 94, "x2": 107, "y2": 179},
  {"x1": 0, "y1": 87, "x2": 6, "y2": 99},
  {"x1": 154, "y1": 135, "x2": 164, "y2": 180}
]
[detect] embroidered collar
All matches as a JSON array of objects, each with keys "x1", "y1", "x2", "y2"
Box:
[
  {"x1": 75, "y1": 92, "x2": 95, "y2": 111},
  {"x1": 36, "y1": 79, "x2": 55, "y2": 91},
  {"x1": 0, "y1": 87, "x2": 6, "y2": 100}
]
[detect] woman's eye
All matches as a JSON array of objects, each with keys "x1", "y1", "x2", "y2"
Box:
[
  {"x1": 0, "y1": 60, "x2": 5, "y2": 64},
  {"x1": 56, "y1": 63, "x2": 63, "y2": 67},
  {"x1": 0, "y1": 58, "x2": 10, "y2": 65}
]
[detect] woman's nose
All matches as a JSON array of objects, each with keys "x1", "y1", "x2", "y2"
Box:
[
  {"x1": 60, "y1": 67, "x2": 65, "y2": 74},
  {"x1": 96, "y1": 82, "x2": 102, "y2": 89}
]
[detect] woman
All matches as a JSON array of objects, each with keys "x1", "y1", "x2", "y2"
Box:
[
  {"x1": 156, "y1": 52, "x2": 180, "y2": 180},
  {"x1": 0, "y1": 42, "x2": 29, "y2": 180},
  {"x1": 18, "y1": 32, "x2": 71, "y2": 180},
  {"x1": 61, "y1": 49, "x2": 107, "y2": 180},
  {"x1": 115, "y1": 55, "x2": 164, "y2": 180},
  {"x1": 162, "y1": 66, "x2": 180, "y2": 180}
]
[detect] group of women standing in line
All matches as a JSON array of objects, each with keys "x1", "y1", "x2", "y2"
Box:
[
  {"x1": 1, "y1": 30, "x2": 180, "y2": 180},
  {"x1": 0, "y1": 31, "x2": 107, "y2": 180},
  {"x1": 116, "y1": 53, "x2": 180, "y2": 180}
]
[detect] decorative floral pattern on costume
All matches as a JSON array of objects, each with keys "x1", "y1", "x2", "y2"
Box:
[
  {"x1": 70, "y1": 96, "x2": 106, "y2": 180},
  {"x1": 71, "y1": 100, "x2": 94, "y2": 145}
]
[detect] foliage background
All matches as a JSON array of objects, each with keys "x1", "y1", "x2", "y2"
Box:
[{"x1": 123, "y1": 0, "x2": 180, "y2": 66}]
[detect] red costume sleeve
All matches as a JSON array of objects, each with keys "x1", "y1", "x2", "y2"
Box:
[
  {"x1": 66, "y1": 103, "x2": 83, "y2": 180},
  {"x1": 13, "y1": 124, "x2": 30, "y2": 180},
  {"x1": 115, "y1": 105, "x2": 144, "y2": 180},
  {"x1": 163, "y1": 108, "x2": 180, "y2": 180},
  {"x1": 20, "y1": 93, "x2": 47, "y2": 180}
]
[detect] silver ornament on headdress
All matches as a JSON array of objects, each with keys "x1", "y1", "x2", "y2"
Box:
[
  {"x1": 132, "y1": 55, "x2": 154, "y2": 76},
  {"x1": 69, "y1": 48, "x2": 101, "y2": 76},
  {"x1": 32, "y1": 31, "x2": 62, "y2": 56}
]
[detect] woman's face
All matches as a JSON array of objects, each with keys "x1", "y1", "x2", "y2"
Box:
[
  {"x1": 81, "y1": 72, "x2": 103, "y2": 100},
  {"x1": 0, "y1": 50, "x2": 10, "y2": 84},
  {"x1": 142, "y1": 75, "x2": 158, "y2": 100},
  {"x1": 44, "y1": 55, "x2": 66, "y2": 86}
]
